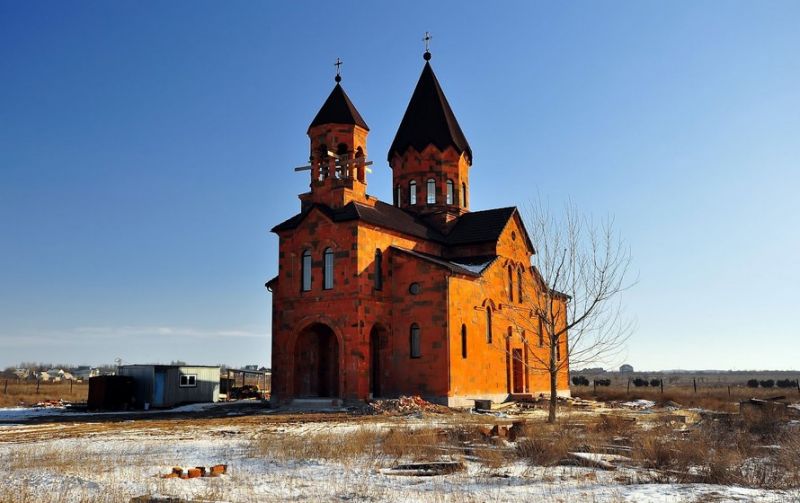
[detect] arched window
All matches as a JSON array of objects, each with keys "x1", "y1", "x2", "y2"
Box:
[
  {"x1": 427, "y1": 178, "x2": 436, "y2": 204},
  {"x1": 508, "y1": 265, "x2": 514, "y2": 302},
  {"x1": 446, "y1": 179, "x2": 454, "y2": 205},
  {"x1": 410, "y1": 323, "x2": 421, "y2": 358},
  {"x1": 374, "y1": 249, "x2": 382, "y2": 291},
  {"x1": 301, "y1": 250, "x2": 312, "y2": 292},
  {"x1": 409, "y1": 180, "x2": 417, "y2": 205},
  {"x1": 395, "y1": 186, "x2": 401, "y2": 206},
  {"x1": 461, "y1": 324, "x2": 467, "y2": 359},
  {"x1": 486, "y1": 307, "x2": 493, "y2": 344},
  {"x1": 517, "y1": 268, "x2": 523, "y2": 303},
  {"x1": 323, "y1": 248, "x2": 334, "y2": 290},
  {"x1": 461, "y1": 182, "x2": 467, "y2": 208}
]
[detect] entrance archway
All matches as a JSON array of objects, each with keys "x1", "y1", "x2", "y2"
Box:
[
  {"x1": 293, "y1": 323, "x2": 339, "y2": 398},
  {"x1": 369, "y1": 324, "x2": 387, "y2": 398}
]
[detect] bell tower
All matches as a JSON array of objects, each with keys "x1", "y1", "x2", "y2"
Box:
[
  {"x1": 299, "y1": 60, "x2": 371, "y2": 210},
  {"x1": 388, "y1": 43, "x2": 472, "y2": 232}
]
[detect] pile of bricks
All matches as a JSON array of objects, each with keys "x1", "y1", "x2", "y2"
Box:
[
  {"x1": 369, "y1": 395, "x2": 451, "y2": 415},
  {"x1": 161, "y1": 464, "x2": 227, "y2": 479}
]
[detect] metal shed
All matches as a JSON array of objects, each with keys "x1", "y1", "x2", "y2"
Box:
[{"x1": 118, "y1": 365, "x2": 220, "y2": 409}]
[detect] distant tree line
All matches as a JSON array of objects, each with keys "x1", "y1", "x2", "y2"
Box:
[{"x1": 747, "y1": 379, "x2": 798, "y2": 389}]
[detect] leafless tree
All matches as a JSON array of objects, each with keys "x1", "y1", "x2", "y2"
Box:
[{"x1": 493, "y1": 201, "x2": 634, "y2": 422}]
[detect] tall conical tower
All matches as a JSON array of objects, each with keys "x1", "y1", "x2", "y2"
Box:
[
  {"x1": 388, "y1": 49, "x2": 472, "y2": 231},
  {"x1": 300, "y1": 65, "x2": 370, "y2": 210}
]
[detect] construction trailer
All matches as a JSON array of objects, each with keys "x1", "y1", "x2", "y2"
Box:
[{"x1": 117, "y1": 365, "x2": 220, "y2": 409}]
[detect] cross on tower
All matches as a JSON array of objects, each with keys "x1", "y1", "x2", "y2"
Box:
[
  {"x1": 423, "y1": 32, "x2": 432, "y2": 52},
  {"x1": 334, "y1": 57, "x2": 343, "y2": 82}
]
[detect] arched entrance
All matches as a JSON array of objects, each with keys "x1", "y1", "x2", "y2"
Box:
[
  {"x1": 293, "y1": 323, "x2": 339, "y2": 398},
  {"x1": 369, "y1": 324, "x2": 387, "y2": 398}
]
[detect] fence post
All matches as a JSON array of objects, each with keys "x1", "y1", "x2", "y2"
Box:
[
  {"x1": 660, "y1": 379, "x2": 664, "y2": 394},
  {"x1": 70, "y1": 379, "x2": 73, "y2": 393},
  {"x1": 3, "y1": 380, "x2": 7, "y2": 394},
  {"x1": 36, "y1": 378, "x2": 40, "y2": 394},
  {"x1": 693, "y1": 378, "x2": 697, "y2": 393},
  {"x1": 627, "y1": 377, "x2": 631, "y2": 394},
  {"x1": 728, "y1": 386, "x2": 731, "y2": 397},
  {"x1": 593, "y1": 380, "x2": 597, "y2": 394}
]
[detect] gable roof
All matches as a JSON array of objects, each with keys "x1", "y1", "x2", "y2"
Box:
[
  {"x1": 445, "y1": 207, "x2": 517, "y2": 245},
  {"x1": 388, "y1": 62, "x2": 471, "y2": 162},
  {"x1": 308, "y1": 83, "x2": 369, "y2": 131}
]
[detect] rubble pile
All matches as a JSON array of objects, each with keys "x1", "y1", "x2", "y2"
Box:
[{"x1": 368, "y1": 395, "x2": 451, "y2": 415}]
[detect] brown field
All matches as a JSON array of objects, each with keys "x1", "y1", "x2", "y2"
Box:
[
  {"x1": 572, "y1": 383, "x2": 800, "y2": 412},
  {"x1": 0, "y1": 380, "x2": 89, "y2": 408}
]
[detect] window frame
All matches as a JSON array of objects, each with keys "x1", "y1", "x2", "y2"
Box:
[
  {"x1": 301, "y1": 250, "x2": 312, "y2": 292},
  {"x1": 323, "y1": 247, "x2": 334, "y2": 290},
  {"x1": 179, "y1": 374, "x2": 197, "y2": 388},
  {"x1": 409, "y1": 180, "x2": 417, "y2": 205},
  {"x1": 461, "y1": 324, "x2": 467, "y2": 359},
  {"x1": 446, "y1": 179, "x2": 454, "y2": 205},
  {"x1": 410, "y1": 323, "x2": 421, "y2": 358},
  {"x1": 374, "y1": 249, "x2": 383, "y2": 291},
  {"x1": 426, "y1": 178, "x2": 436, "y2": 204},
  {"x1": 486, "y1": 307, "x2": 493, "y2": 344}
]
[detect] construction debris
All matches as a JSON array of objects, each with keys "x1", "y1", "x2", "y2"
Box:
[
  {"x1": 368, "y1": 396, "x2": 451, "y2": 415},
  {"x1": 383, "y1": 461, "x2": 465, "y2": 476},
  {"x1": 159, "y1": 464, "x2": 227, "y2": 479}
]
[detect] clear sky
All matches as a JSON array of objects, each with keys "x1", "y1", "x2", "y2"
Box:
[{"x1": 1, "y1": 1, "x2": 799, "y2": 371}]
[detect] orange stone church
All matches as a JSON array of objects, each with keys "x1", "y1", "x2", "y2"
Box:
[{"x1": 267, "y1": 50, "x2": 569, "y2": 406}]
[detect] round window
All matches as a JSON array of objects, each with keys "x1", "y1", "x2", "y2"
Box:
[{"x1": 409, "y1": 282, "x2": 421, "y2": 295}]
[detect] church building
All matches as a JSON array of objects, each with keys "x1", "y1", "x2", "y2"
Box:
[{"x1": 267, "y1": 49, "x2": 569, "y2": 406}]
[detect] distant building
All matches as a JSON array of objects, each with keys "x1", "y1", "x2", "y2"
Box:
[
  {"x1": 619, "y1": 364, "x2": 634, "y2": 373},
  {"x1": 71, "y1": 366, "x2": 100, "y2": 381},
  {"x1": 117, "y1": 365, "x2": 220, "y2": 408}
]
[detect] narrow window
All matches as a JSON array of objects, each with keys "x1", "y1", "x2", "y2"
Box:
[
  {"x1": 446, "y1": 179, "x2": 454, "y2": 204},
  {"x1": 427, "y1": 178, "x2": 436, "y2": 204},
  {"x1": 409, "y1": 180, "x2": 417, "y2": 205},
  {"x1": 301, "y1": 250, "x2": 312, "y2": 292},
  {"x1": 461, "y1": 182, "x2": 467, "y2": 208},
  {"x1": 395, "y1": 186, "x2": 401, "y2": 206},
  {"x1": 410, "y1": 323, "x2": 421, "y2": 358},
  {"x1": 461, "y1": 324, "x2": 467, "y2": 359},
  {"x1": 508, "y1": 265, "x2": 514, "y2": 302},
  {"x1": 486, "y1": 307, "x2": 493, "y2": 344},
  {"x1": 517, "y1": 268, "x2": 523, "y2": 303},
  {"x1": 538, "y1": 318, "x2": 544, "y2": 347},
  {"x1": 374, "y1": 249, "x2": 382, "y2": 290},
  {"x1": 323, "y1": 248, "x2": 334, "y2": 290}
]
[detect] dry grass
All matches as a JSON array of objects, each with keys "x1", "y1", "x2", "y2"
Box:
[
  {"x1": 578, "y1": 384, "x2": 799, "y2": 412},
  {"x1": 0, "y1": 380, "x2": 88, "y2": 408}
]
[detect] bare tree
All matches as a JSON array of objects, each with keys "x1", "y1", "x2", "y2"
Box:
[{"x1": 493, "y1": 201, "x2": 634, "y2": 422}]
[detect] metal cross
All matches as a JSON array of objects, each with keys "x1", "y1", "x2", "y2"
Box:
[
  {"x1": 423, "y1": 32, "x2": 432, "y2": 52},
  {"x1": 334, "y1": 57, "x2": 343, "y2": 76}
]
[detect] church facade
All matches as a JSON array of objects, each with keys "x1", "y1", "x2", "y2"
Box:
[{"x1": 267, "y1": 52, "x2": 569, "y2": 406}]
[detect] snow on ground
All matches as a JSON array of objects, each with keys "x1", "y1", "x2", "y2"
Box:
[
  {"x1": 0, "y1": 400, "x2": 254, "y2": 423},
  {"x1": 0, "y1": 416, "x2": 798, "y2": 503}
]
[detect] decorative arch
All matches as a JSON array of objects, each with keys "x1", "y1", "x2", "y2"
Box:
[{"x1": 289, "y1": 319, "x2": 343, "y2": 398}]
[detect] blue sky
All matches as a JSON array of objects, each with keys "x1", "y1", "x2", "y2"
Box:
[{"x1": 1, "y1": 1, "x2": 798, "y2": 370}]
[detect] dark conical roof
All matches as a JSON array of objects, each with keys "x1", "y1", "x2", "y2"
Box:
[
  {"x1": 308, "y1": 83, "x2": 369, "y2": 131},
  {"x1": 388, "y1": 62, "x2": 471, "y2": 162}
]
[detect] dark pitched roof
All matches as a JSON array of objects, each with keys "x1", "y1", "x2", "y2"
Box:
[
  {"x1": 390, "y1": 246, "x2": 495, "y2": 277},
  {"x1": 388, "y1": 62, "x2": 471, "y2": 162},
  {"x1": 308, "y1": 83, "x2": 369, "y2": 131},
  {"x1": 271, "y1": 203, "x2": 532, "y2": 252},
  {"x1": 445, "y1": 207, "x2": 517, "y2": 245},
  {"x1": 271, "y1": 200, "x2": 445, "y2": 242}
]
